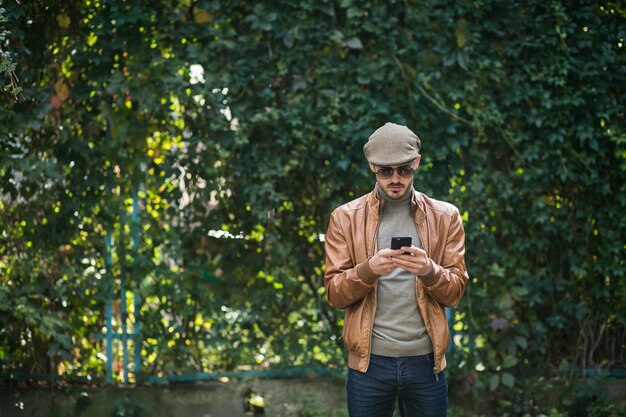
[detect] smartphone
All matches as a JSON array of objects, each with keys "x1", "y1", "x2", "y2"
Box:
[{"x1": 391, "y1": 236, "x2": 412, "y2": 250}]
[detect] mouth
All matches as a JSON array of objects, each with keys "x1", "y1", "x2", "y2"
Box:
[{"x1": 388, "y1": 184, "x2": 404, "y2": 192}]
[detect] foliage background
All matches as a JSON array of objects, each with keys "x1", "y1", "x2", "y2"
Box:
[{"x1": 1, "y1": 0, "x2": 625, "y2": 415}]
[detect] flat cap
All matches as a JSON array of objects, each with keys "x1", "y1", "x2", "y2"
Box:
[{"x1": 363, "y1": 122, "x2": 421, "y2": 166}]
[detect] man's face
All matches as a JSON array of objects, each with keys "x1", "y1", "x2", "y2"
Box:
[{"x1": 370, "y1": 157, "x2": 421, "y2": 199}]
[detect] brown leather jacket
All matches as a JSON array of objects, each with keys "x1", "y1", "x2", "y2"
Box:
[{"x1": 324, "y1": 187, "x2": 469, "y2": 373}]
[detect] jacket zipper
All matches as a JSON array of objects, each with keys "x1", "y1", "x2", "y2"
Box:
[
  {"x1": 364, "y1": 198, "x2": 384, "y2": 372},
  {"x1": 369, "y1": 199, "x2": 384, "y2": 258},
  {"x1": 413, "y1": 197, "x2": 440, "y2": 375}
]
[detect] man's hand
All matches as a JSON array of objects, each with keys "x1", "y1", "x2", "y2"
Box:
[
  {"x1": 368, "y1": 248, "x2": 406, "y2": 276},
  {"x1": 390, "y1": 246, "x2": 432, "y2": 276}
]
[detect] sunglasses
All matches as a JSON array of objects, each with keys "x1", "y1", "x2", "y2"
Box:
[{"x1": 374, "y1": 163, "x2": 416, "y2": 179}]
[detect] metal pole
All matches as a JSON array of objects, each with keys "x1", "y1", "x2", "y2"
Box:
[
  {"x1": 105, "y1": 232, "x2": 113, "y2": 384},
  {"x1": 446, "y1": 307, "x2": 453, "y2": 352},
  {"x1": 120, "y1": 211, "x2": 129, "y2": 385},
  {"x1": 132, "y1": 192, "x2": 142, "y2": 382}
]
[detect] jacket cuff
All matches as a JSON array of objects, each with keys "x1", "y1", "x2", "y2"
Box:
[
  {"x1": 356, "y1": 257, "x2": 379, "y2": 285},
  {"x1": 418, "y1": 259, "x2": 440, "y2": 286}
]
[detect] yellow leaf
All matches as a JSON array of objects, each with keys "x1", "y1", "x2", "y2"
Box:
[
  {"x1": 455, "y1": 28, "x2": 466, "y2": 48},
  {"x1": 57, "y1": 14, "x2": 70, "y2": 29},
  {"x1": 193, "y1": 7, "x2": 213, "y2": 24},
  {"x1": 54, "y1": 79, "x2": 70, "y2": 101},
  {"x1": 455, "y1": 19, "x2": 468, "y2": 48}
]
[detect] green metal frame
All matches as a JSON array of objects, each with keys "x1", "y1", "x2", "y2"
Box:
[{"x1": 102, "y1": 192, "x2": 142, "y2": 384}]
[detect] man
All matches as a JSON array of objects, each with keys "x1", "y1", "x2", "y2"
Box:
[{"x1": 324, "y1": 122, "x2": 469, "y2": 417}]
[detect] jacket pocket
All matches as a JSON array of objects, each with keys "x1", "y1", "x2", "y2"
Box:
[
  {"x1": 429, "y1": 300, "x2": 450, "y2": 355},
  {"x1": 343, "y1": 302, "x2": 368, "y2": 355}
]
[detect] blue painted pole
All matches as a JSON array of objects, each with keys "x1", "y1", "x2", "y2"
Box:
[
  {"x1": 120, "y1": 211, "x2": 129, "y2": 385},
  {"x1": 105, "y1": 232, "x2": 113, "y2": 384},
  {"x1": 132, "y1": 192, "x2": 142, "y2": 382},
  {"x1": 446, "y1": 307, "x2": 453, "y2": 352}
]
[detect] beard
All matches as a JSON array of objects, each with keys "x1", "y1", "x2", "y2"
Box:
[
  {"x1": 380, "y1": 182, "x2": 411, "y2": 199},
  {"x1": 388, "y1": 183, "x2": 407, "y2": 194}
]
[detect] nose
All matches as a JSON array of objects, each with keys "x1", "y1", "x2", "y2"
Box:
[{"x1": 390, "y1": 169, "x2": 403, "y2": 181}]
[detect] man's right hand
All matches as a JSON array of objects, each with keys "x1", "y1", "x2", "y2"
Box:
[{"x1": 368, "y1": 248, "x2": 405, "y2": 276}]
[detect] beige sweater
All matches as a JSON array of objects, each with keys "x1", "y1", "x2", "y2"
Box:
[{"x1": 371, "y1": 185, "x2": 433, "y2": 357}]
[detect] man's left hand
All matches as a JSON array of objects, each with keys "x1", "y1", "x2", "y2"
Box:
[{"x1": 391, "y1": 246, "x2": 433, "y2": 276}]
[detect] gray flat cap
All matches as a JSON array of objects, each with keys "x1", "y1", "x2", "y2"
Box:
[{"x1": 363, "y1": 122, "x2": 421, "y2": 166}]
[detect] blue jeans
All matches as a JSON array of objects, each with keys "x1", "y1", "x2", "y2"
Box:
[{"x1": 346, "y1": 353, "x2": 447, "y2": 417}]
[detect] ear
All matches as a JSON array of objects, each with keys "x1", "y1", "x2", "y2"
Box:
[
  {"x1": 369, "y1": 163, "x2": 377, "y2": 173},
  {"x1": 414, "y1": 155, "x2": 421, "y2": 169}
]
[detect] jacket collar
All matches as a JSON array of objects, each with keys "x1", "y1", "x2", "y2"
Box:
[{"x1": 367, "y1": 185, "x2": 425, "y2": 214}]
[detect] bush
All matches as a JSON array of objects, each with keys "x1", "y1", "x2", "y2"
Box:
[{"x1": 0, "y1": 1, "x2": 624, "y2": 414}]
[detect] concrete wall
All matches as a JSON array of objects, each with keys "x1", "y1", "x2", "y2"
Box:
[
  {"x1": 0, "y1": 377, "x2": 348, "y2": 417},
  {"x1": 2, "y1": 376, "x2": 625, "y2": 417}
]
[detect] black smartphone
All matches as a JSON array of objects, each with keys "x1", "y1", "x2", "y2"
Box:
[{"x1": 391, "y1": 236, "x2": 412, "y2": 250}]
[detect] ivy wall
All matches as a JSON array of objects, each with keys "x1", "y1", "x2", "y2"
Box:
[{"x1": 1, "y1": 1, "x2": 625, "y2": 415}]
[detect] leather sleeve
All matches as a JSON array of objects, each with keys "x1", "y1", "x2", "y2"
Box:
[
  {"x1": 324, "y1": 210, "x2": 377, "y2": 309},
  {"x1": 421, "y1": 208, "x2": 469, "y2": 307}
]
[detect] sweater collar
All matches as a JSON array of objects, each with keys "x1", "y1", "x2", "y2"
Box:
[
  {"x1": 376, "y1": 183, "x2": 414, "y2": 206},
  {"x1": 368, "y1": 184, "x2": 423, "y2": 217}
]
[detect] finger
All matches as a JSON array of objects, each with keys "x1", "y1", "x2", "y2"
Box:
[
  {"x1": 392, "y1": 256, "x2": 426, "y2": 270},
  {"x1": 401, "y1": 246, "x2": 424, "y2": 255},
  {"x1": 391, "y1": 257, "x2": 413, "y2": 269},
  {"x1": 399, "y1": 247, "x2": 416, "y2": 256}
]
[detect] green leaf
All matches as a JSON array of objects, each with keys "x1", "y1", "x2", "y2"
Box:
[
  {"x1": 511, "y1": 286, "x2": 529, "y2": 298},
  {"x1": 515, "y1": 336, "x2": 528, "y2": 349},
  {"x1": 502, "y1": 355, "x2": 518, "y2": 368},
  {"x1": 497, "y1": 293, "x2": 514, "y2": 310},
  {"x1": 489, "y1": 374, "x2": 500, "y2": 391},
  {"x1": 501, "y1": 372, "x2": 515, "y2": 388},
  {"x1": 344, "y1": 37, "x2": 363, "y2": 49}
]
